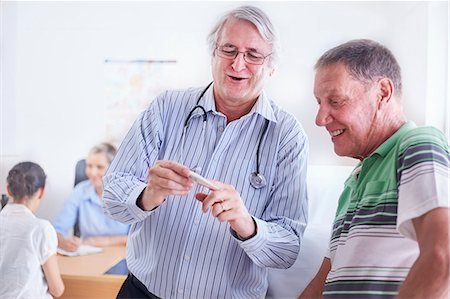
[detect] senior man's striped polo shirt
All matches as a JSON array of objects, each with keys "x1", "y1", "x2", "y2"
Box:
[{"x1": 323, "y1": 121, "x2": 450, "y2": 298}]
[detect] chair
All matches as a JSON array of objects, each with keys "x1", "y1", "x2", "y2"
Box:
[
  {"x1": 1, "y1": 194, "x2": 9, "y2": 210},
  {"x1": 74, "y1": 159, "x2": 88, "y2": 186},
  {"x1": 73, "y1": 159, "x2": 88, "y2": 237}
]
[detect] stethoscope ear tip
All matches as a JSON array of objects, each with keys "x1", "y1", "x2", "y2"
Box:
[{"x1": 249, "y1": 172, "x2": 267, "y2": 189}]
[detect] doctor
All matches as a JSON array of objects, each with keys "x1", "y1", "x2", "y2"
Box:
[{"x1": 103, "y1": 5, "x2": 308, "y2": 298}]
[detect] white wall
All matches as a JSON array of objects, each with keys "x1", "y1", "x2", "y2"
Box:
[{"x1": 1, "y1": 1, "x2": 448, "y2": 221}]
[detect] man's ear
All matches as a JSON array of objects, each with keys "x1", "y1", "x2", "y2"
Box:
[
  {"x1": 377, "y1": 78, "x2": 394, "y2": 109},
  {"x1": 36, "y1": 187, "x2": 45, "y2": 200},
  {"x1": 6, "y1": 184, "x2": 12, "y2": 197}
]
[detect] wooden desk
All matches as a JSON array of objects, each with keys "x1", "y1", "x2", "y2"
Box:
[{"x1": 58, "y1": 245, "x2": 127, "y2": 299}]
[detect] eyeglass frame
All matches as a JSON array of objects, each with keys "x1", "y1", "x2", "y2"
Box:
[{"x1": 214, "y1": 44, "x2": 272, "y2": 65}]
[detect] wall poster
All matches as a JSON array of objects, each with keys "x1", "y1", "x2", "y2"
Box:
[{"x1": 104, "y1": 59, "x2": 177, "y2": 146}]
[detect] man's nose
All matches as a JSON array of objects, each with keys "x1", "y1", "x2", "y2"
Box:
[
  {"x1": 315, "y1": 105, "x2": 332, "y2": 127},
  {"x1": 231, "y1": 52, "x2": 247, "y2": 72}
]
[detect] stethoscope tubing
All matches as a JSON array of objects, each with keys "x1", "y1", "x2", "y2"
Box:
[{"x1": 182, "y1": 82, "x2": 268, "y2": 189}]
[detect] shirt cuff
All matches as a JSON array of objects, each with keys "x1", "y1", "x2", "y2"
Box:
[
  {"x1": 126, "y1": 183, "x2": 153, "y2": 221},
  {"x1": 232, "y1": 217, "x2": 268, "y2": 253}
]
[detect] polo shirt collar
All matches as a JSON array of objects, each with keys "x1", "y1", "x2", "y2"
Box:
[
  {"x1": 349, "y1": 121, "x2": 416, "y2": 181},
  {"x1": 372, "y1": 121, "x2": 416, "y2": 158}
]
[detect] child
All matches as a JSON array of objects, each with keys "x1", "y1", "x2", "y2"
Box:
[{"x1": 0, "y1": 162, "x2": 65, "y2": 298}]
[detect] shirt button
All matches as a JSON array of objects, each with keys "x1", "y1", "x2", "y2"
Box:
[
  {"x1": 184, "y1": 255, "x2": 190, "y2": 261},
  {"x1": 178, "y1": 288, "x2": 183, "y2": 294},
  {"x1": 218, "y1": 126, "x2": 224, "y2": 132},
  {"x1": 194, "y1": 219, "x2": 200, "y2": 225},
  {"x1": 191, "y1": 166, "x2": 201, "y2": 173}
]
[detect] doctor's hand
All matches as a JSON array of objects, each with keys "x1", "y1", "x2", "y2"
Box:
[
  {"x1": 137, "y1": 160, "x2": 193, "y2": 211},
  {"x1": 57, "y1": 233, "x2": 81, "y2": 252},
  {"x1": 195, "y1": 182, "x2": 256, "y2": 240}
]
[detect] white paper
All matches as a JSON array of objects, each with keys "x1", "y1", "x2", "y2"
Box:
[{"x1": 57, "y1": 244, "x2": 103, "y2": 257}]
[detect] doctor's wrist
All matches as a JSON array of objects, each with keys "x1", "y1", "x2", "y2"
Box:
[
  {"x1": 235, "y1": 216, "x2": 258, "y2": 241},
  {"x1": 136, "y1": 187, "x2": 162, "y2": 211}
]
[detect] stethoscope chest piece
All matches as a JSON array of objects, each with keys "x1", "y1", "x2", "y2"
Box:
[{"x1": 249, "y1": 172, "x2": 267, "y2": 189}]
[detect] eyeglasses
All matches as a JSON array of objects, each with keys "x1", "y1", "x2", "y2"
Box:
[{"x1": 215, "y1": 44, "x2": 271, "y2": 65}]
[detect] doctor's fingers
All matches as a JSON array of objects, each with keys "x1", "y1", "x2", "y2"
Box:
[
  {"x1": 149, "y1": 163, "x2": 192, "y2": 187},
  {"x1": 148, "y1": 175, "x2": 192, "y2": 193},
  {"x1": 153, "y1": 160, "x2": 191, "y2": 177},
  {"x1": 213, "y1": 207, "x2": 248, "y2": 223},
  {"x1": 201, "y1": 188, "x2": 241, "y2": 213},
  {"x1": 154, "y1": 186, "x2": 191, "y2": 198},
  {"x1": 211, "y1": 200, "x2": 249, "y2": 222}
]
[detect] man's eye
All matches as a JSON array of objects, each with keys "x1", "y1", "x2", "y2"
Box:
[
  {"x1": 330, "y1": 99, "x2": 343, "y2": 107},
  {"x1": 222, "y1": 48, "x2": 236, "y2": 55},
  {"x1": 247, "y1": 52, "x2": 262, "y2": 59}
]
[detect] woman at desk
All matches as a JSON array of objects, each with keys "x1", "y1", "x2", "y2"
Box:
[{"x1": 53, "y1": 143, "x2": 129, "y2": 252}]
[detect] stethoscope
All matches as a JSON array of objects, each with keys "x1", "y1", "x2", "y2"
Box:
[{"x1": 181, "y1": 81, "x2": 269, "y2": 189}]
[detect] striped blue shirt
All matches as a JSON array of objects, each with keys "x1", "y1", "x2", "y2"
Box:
[{"x1": 103, "y1": 85, "x2": 309, "y2": 298}]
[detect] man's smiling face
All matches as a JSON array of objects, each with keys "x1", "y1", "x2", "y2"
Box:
[{"x1": 211, "y1": 17, "x2": 273, "y2": 107}]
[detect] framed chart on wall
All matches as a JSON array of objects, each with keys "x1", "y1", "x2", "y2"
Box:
[{"x1": 104, "y1": 59, "x2": 178, "y2": 146}]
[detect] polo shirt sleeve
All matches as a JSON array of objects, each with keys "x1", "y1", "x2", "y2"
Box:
[{"x1": 397, "y1": 127, "x2": 450, "y2": 240}]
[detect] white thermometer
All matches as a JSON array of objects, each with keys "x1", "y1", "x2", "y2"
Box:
[{"x1": 189, "y1": 171, "x2": 219, "y2": 191}]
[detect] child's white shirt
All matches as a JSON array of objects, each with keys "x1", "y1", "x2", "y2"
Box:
[{"x1": 0, "y1": 203, "x2": 57, "y2": 298}]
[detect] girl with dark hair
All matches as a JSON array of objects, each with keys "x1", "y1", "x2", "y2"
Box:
[{"x1": 0, "y1": 162, "x2": 65, "y2": 298}]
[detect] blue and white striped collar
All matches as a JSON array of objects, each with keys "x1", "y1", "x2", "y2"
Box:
[{"x1": 195, "y1": 83, "x2": 277, "y2": 123}]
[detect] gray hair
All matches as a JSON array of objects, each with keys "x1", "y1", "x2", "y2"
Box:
[
  {"x1": 315, "y1": 39, "x2": 402, "y2": 96},
  {"x1": 89, "y1": 142, "x2": 116, "y2": 164},
  {"x1": 207, "y1": 5, "x2": 279, "y2": 67}
]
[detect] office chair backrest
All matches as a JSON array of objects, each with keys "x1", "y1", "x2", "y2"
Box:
[
  {"x1": 1, "y1": 194, "x2": 9, "y2": 210},
  {"x1": 73, "y1": 159, "x2": 88, "y2": 238},
  {"x1": 74, "y1": 159, "x2": 88, "y2": 187}
]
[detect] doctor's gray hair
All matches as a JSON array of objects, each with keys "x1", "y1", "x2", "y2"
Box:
[
  {"x1": 207, "y1": 5, "x2": 279, "y2": 67},
  {"x1": 315, "y1": 39, "x2": 402, "y2": 96}
]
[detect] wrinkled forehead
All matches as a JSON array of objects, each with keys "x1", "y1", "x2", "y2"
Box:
[
  {"x1": 314, "y1": 63, "x2": 365, "y2": 99},
  {"x1": 314, "y1": 64, "x2": 347, "y2": 90},
  {"x1": 217, "y1": 17, "x2": 271, "y2": 52}
]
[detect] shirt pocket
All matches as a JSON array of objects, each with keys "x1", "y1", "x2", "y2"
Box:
[{"x1": 356, "y1": 180, "x2": 397, "y2": 226}]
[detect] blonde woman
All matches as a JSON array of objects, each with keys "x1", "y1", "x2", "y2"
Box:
[{"x1": 54, "y1": 143, "x2": 129, "y2": 252}]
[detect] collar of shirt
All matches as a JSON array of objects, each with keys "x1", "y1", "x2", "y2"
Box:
[
  {"x1": 372, "y1": 121, "x2": 416, "y2": 158},
  {"x1": 190, "y1": 84, "x2": 277, "y2": 123},
  {"x1": 1, "y1": 203, "x2": 35, "y2": 218},
  {"x1": 77, "y1": 180, "x2": 103, "y2": 207},
  {"x1": 348, "y1": 121, "x2": 416, "y2": 182}
]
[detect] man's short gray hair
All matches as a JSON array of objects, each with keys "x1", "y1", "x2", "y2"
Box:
[
  {"x1": 315, "y1": 39, "x2": 402, "y2": 96},
  {"x1": 207, "y1": 5, "x2": 279, "y2": 67}
]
